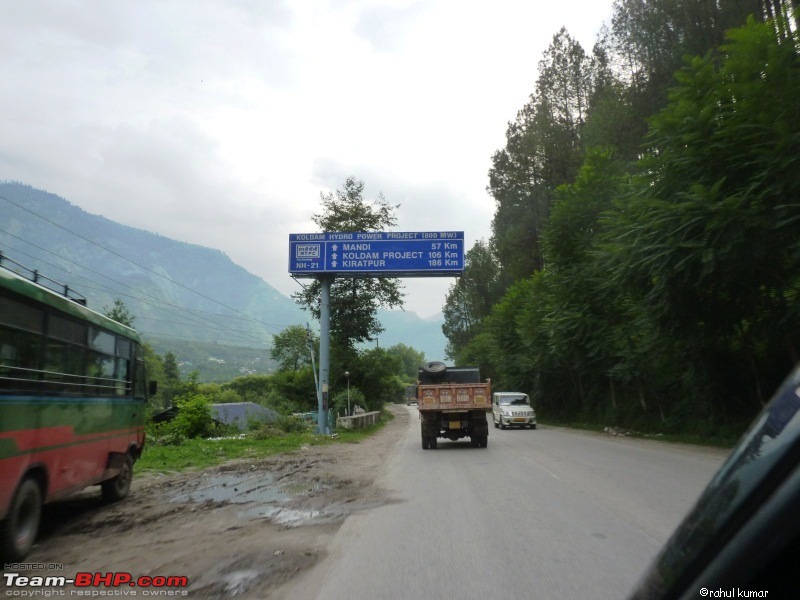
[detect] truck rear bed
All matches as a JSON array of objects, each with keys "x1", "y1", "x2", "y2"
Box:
[
  {"x1": 418, "y1": 382, "x2": 490, "y2": 449},
  {"x1": 418, "y1": 383, "x2": 490, "y2": 410}
]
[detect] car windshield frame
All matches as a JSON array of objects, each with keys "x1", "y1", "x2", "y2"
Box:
[
  {"x1": 631, "y1": 364, "x2": 800, "y2": 598},
  {"x1": 498, "y1": 395, "x2": 529, "y2": 406}
]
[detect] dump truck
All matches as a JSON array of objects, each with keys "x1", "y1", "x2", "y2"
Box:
[{"x1": 417, "y1": 362, "x2": 490, "y2": 449}]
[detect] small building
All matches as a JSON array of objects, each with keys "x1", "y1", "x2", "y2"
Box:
[
  {"x1": 211, "y1": 402, "x2": 279, "y2": 430},
  {"x1": 150, "y1": 402, "x2": 279, "y2": 431}
]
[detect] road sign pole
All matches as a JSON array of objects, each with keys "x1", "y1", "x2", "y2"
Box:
[
  {"x1": 317, "y1": 275, "x2": 332, "y2": 434},
  {"x1": 289, "y1": 231, "x2": 465, "y2": 435}
]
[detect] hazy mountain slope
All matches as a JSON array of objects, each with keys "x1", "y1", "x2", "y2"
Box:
[
  {"x1": 0, "y1": 181, "x2": 446, "y2": 366},
  {"x1": 0, "y1": 181, "x2": 302, "y2": 346}
]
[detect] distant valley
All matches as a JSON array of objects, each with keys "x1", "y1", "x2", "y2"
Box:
[{"x1": 0, "y1": 182, "x2": 447, "y2": 381}]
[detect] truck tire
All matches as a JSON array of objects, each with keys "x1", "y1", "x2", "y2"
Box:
[
  {"x1": 421, "y1": 361, "x2": 447, "y2": 383},
  {"x1": 0, "y1": 477, "x2": 42, "y2": 562},
  {"x1": 422, "y1": 361, "x2": 446, "y2": 374},
  {"x1": 101, "y1": 454, "x2": 133, "y2": 503}
]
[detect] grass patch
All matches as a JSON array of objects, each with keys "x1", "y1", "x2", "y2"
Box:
[{"x1": 136, "y1": 408, "x2": 395, "y2": 475}]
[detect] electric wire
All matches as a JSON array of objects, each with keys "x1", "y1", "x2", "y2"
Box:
[
  {"x1": 0, "y1": 193, "x2": 288, "y2": 332},
  {"x1": 0, "y1": 234, "x2": 269, "y2": 345}
]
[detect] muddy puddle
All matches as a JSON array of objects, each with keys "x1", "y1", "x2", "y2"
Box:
[
  {"x1": 172, "y1": 473, "x2": 289, "y2": 504},
  {"x1": 170, "y1": 471, "x2": 334, "y2": 526}
]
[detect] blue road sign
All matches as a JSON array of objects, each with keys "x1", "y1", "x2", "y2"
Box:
[{"x1": 289, "y1": 231, "x2": 464, "y2": 278}]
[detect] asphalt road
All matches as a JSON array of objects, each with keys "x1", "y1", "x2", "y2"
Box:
[{"x1": 285, "y1": 407, "x2": 729, "y2": 600}]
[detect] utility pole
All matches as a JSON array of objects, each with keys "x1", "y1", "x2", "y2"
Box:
[
  {"x1": 317, "y1": 274, "x2": 332, "y2": 434},
  {"x1": 345, "y1": 371, "x2": 351, "y2": 416},
  {"x1": 306, "y1": 324, "x2": 319, "y2": 409}
]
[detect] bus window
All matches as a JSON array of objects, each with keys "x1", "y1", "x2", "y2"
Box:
[
  {"x1": 87, "y1": 351, "x2": 116, "y2": 395},
  {"x1": 114, "y1": 357, "x2": 130, "y2": 396},
  {"x1": 89, "y1": 328, "x2": 116, "y2": 355},
  {"x1": 0, "y1": 295, "x2": 43, "y2": 333},
  {"x1": 134, "y1": 360, "x2": 147, "y2": 399},
  {"x1": 0, "y1": 328, "x2": 41, "y2": 389},
  {"x1": 116, "y1": 338, "x2": 132, "y2": 359},
  {"x1": 49, "y1": 313, "x2": 86, "y2": 345},
  {"x1": 43, "y1": 339, "x2": 85, "y2": 392}
]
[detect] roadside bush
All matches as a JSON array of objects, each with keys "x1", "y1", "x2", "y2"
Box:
[
  {"x1": 273, "y1": 415, "x2": 312, "y2": 434},
  {"x1": 260, "y1": 389, "x2": 305, "y2": 415},
  {"x1": 208, "y1": 388, "x2": 243, "y2": 404},
  {"x1": 145, "y1": 420, "x2": 186, "y2": 447},
  {"x1": 250, "y1": 423, "x2": 286, "y2": 439},
  {"x1": 171, "y1": 393, "x2": 215, "y2": 438},
  {"x1": 332, "y1": 387, "x2": 366, "y2": 417}
]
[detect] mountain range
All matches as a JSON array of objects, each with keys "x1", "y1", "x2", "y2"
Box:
[{"x1": 0, "y1": 181, "x2": 447, "y2": 378}]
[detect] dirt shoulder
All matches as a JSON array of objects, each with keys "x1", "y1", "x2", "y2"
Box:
[{"x1": 4, "y1": 404, "x2": 410, "y2": 599}]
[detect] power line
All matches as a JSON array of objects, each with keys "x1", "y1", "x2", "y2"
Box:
[
  {"x1": 135, "y1": 316, "x2": 274, "y2": 340},
  {"x1": 0, "y1": 192, "x2": 288, "y2": 331},
  {"x1": 140, "y1": 330, "x2": 273, "y2": 345},
  {"x1": 0, "y1": 238, "x2": 272, "y2": 346}
]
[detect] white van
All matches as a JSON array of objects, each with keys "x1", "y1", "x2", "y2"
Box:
[{"x1": 492, "y1": 392, "x2": 537, "y2": 429}]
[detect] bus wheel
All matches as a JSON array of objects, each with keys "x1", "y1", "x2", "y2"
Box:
[
  {"x1": 0, "y1": 477, "x2": 43, "y2": 562},
  {"x1": 102, "y1": 454, "x2": 133, "y2": 503}
]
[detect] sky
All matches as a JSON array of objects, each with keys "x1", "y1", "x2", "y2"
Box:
[{"x1": 0, "y1": 0, "x2": 614, "y2": 319}]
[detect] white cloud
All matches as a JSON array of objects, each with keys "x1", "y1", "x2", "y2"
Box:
[{"x1": 0, "y1": 0, "x2": 614, "y2": 319}]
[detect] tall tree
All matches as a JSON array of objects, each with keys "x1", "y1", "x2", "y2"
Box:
[
  {"x1": 292, "y1": 177, "x2": 404, "y2": 347},
  {"x1": 489, "y1": 29, "x2": 595, "y2": 282},
  {"x1": 386, "y1": 343, "x2": 426, "y2": 379},
  {"x1": 163, "y1": 351, "x2": 180, "y2": 385},
  {"x1": 271, "y1": 325, "x2": 317, "y2": 372},
  {"x1": 442, "y1": 240, "x2": 502, "y2": 361},
  {"x1": 602, "y1": 0, "x2": 763, "y2": 152},
  {"x1": 102, "y1": 298, "x2": 135, "y2": 327},
  {"x1": 603, "y1": 15, "x2": 800, "y2": 413}
]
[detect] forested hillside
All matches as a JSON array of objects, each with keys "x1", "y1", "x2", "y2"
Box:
[
  {"x1": 0, "y1": 182, "x2": 303, "y2": 347},
  {"x1": 0, "y1": 182, "x2": 447, "y2": 374},
  {"x1": 444, "y1": 1, "x2": 800, "y2": 437}
]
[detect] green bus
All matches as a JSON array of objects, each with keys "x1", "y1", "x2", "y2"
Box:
[{"x1": 0, "y1": 258, "x2": 151, "y2": 561}]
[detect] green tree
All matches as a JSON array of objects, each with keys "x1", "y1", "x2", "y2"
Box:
[
  {"x1": 223, "y1": 374, "x2": 272, "y2": 397},
  {"x1": 543, "y1": 148, "x2": 625, "y2": 272},
  {"x1": 385, "y1": 343, "x2": 425, "y2": 379},
  {"x1": 603, "y1": 15, "x2": 800, "y2": 416},
  {"x1": 347, "y1": 347, "x2": 404, "y2": 411},
  {"x1": 489, "y1": 28, "x2": 595, "y2": 283},
  {"x1": 170, "y1": 392, "x2": 214, "y2": 439},
  {"x1": 163, "y1": 352, "x2": 180, "y2": 385},
  {"x1": 271, "y1": 325, "x2": 316, "y2": 371},
  {"x1": 292, "y1": 177, "x2": 404, "y2": 347},
  {"x1": 142, "y1": 343, "x2": 166, "y2": 412},
  {"x1": 221, "y1": 373, "x2": 312, "y2": 414},
  {"x1": 102, "y1": 298, "x2": 135, "y2": 327},
  {"x1": 442, "y1": 240, "x2": 502, "y2": 361},
  {"x1": 601, "y1": 0, "x2": 762, "y2": 156},
  {"x1": 483, "y1": 278, "x2": 538, "y2": 394},
  {"x1": 331, "y1": 387, "x2": 365, "y2": 417}
]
